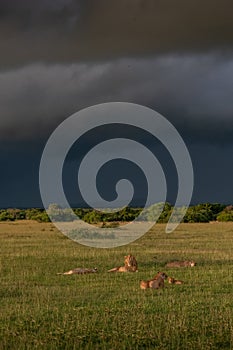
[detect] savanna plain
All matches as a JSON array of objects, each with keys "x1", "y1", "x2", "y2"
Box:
[{"x1": 0, "y1": 221, "x2": 232, "y2": 349}]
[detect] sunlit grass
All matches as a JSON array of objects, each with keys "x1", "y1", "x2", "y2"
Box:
[{"x1": 0, "y1": 221, "x2": 232, "y2": 349}]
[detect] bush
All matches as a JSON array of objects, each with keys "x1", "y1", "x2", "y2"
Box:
[
  {"x1": 0, "y1": 209, "x2": 26, "y2": 221},
  {"x1": 183, "y1": 207, "x2": 210, "y2": 223},
  {"x1": 0, "y1": 203, "x2": 230, "y2": 223},
  {"x1": 47, "y1": 204, "x2": 76, "y2": 222},
  {"x1": 0, "y1": 210, "x2": 15, "y2": 221},
  {"x1": 183, "y1": 203, "x2": 226, "y2": 223},
  {"x1": 217, "y1": 206, "x2": 233, "y2": 222},
  {"x1": 140, "y1": 203, "x2": 171, "y2": 223},
  {"x1": 83, "y1": 210, "x2": 103, "y2": 224}
]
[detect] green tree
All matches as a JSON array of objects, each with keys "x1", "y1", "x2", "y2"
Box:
[
  {"x1": 183, "y1": 203, "x2": 227, "y2": 223},
  {"x1": 183, "y1": 206, "x2": 210, "y2": 223}
]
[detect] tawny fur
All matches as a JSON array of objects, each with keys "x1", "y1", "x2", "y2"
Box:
[
  {"x1": 140, "y1": 280, "x2": 150, "y2": 289},
  {"x1": 167, "y1": 276, "x2": 184, "y2": 284},
  {"x1": 166, "y1": 260, "x2": 196, "y2": 268},
  {"x1": 108, "y1": 254, "x2": 138, "y2": 273},
  {"x1": 149, "y1": 276, "x2": 166, "y2": 289},
  {"x1": 107, "y1": 266, "x2": 131, "y2": 273},
  {"x1": 57, "y1": 267, "x2": 98, "y2": 275},
  {"x1": 152, "y1": 271, "x2": 168, "y2": 280},
  {"x1": 140, "y1": 272, "x2": 168, "y2": 289}
]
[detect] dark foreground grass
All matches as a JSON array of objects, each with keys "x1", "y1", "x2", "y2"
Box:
[{"x1": 0, "y1": 221, "x2": 232, "y2": 349}]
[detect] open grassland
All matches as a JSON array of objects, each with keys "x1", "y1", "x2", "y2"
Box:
[{"x1": 0, "y1": 221, "x2": 232, "y2": 349}]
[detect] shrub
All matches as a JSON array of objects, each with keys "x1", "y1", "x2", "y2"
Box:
[{"x1": 217, "y1": 206, "x2": 233, "y2": 222}]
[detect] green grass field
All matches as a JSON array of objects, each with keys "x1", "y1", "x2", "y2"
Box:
[{"x1": 0, "y1": 221, "x2": 232, "y2": 349}]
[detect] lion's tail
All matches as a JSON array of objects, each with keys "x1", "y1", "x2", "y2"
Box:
[
  {"x1": 107, "y1": 267, "x2": 119, "y2": 272},
  {"x1": 57, "y1": 271, "x2": 73, "y2": 275}
]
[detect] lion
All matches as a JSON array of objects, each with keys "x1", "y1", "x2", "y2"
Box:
[
  {"x1": 107, "y1": 266, "x2": 131, "y2": 273},
  {"x1": 140, "y1": 272, "x2": 167, "y2": 289},
  {"x1": 167, "y1": 276, "x2": 184, "y2": 285},
  {"x1": 149, "y1": 274, "x2": 167, "y2": 289},
  {"x1": 108, "y1": 254, "x2": 138, "y2": 272},
  {"x1": 152, "y1": 271, "x2": 168, "y2": 280},
  {"x1": 125, "y1": 254, "x2": 138, "y2": 272},
  {"x1": 140, "y1": 280, "x2": 150, "y2": 289},
  {"x1": 57, "y1": 267, "x2": 98, "y2": 275},
  {"x1": 166, "y1": 260, "x2": 196, "y2": 268}
]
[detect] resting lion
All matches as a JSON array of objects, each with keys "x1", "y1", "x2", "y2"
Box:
[
  {"x1": 140, "y1": 271, "x2": 168, "y2": 289},
  {"x1": 167, "y1": 276, "x2": 184, "y2": 285},
  {"x1": 166, "y1": 260, "x2": 196, "y2": 268},
  {"x1": 57, "y1": 267, "x2": 98, "y2": 275},
  {"x1": 108, "y1": 254, "x2": 138, "y2": 272}
]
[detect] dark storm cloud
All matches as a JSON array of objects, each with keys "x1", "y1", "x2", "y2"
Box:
[
  {"x1": 0, "y1": 0, "x2": 233, "y2": 67},
  {"x1": 0, "y1": 55, "x2": 232, "y2": 143}
]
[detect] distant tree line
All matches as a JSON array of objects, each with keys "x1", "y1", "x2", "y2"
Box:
[{"x1": 0, "y1": 203, "x2": 233, "y2": 223}]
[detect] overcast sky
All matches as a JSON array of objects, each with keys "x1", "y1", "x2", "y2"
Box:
[{"x1": 0, "y1": 0, "x2": 233, "y2": 208}]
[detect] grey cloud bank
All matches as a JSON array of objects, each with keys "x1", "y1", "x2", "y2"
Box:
[
  {"x1": 0, "y1": 55, "x2": 232, "y2": 143},
  {"x1": 0, "y1": 0, "x2": 232, "y2": 207},
  {"x1": 0, "y1": 0, "x2": 233, "y2": 67}
]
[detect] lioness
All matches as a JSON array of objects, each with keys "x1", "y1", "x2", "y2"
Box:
[
  {"x1": 140, "y1": 280, "x2": 150, "y2": 289},
  {"x1": 140, "y1": 272, "x2": 167, "y2": 289},
  {"x1": 167, "y1": 276, "x2": 184, "y2": 285},
  {"x1": 166, "y1": 260, "x2": 196, "y2": 268},
  {"x1": 57, "y1": 267, "x2": 98, "y2": 275},
  {"x1": 125, "y1": 254, "x2": 138, "y2": 272},
  {"x1": 108, "y1": 254, "x2": 138, "y2": 272},
  {"x1": 149, "y1": 274, "x2": 167, "y2": 289},
  {"x1": 152, "y1": 271, "x2": 168, "y2": 280}
]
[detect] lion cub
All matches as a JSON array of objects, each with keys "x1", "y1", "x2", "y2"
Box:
[
  {"x1": 166, "y1": 260, "x2": 196, "y2": 268},
  {"x1": 167, "y1": 276, "x2": 184, "y2": 285},
  {"x1": 140, "y1": 272, "x2": 168, "y2": 289},
  {"x1": 108, "y1": 254, "x2": 138, "y2": 272}
]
